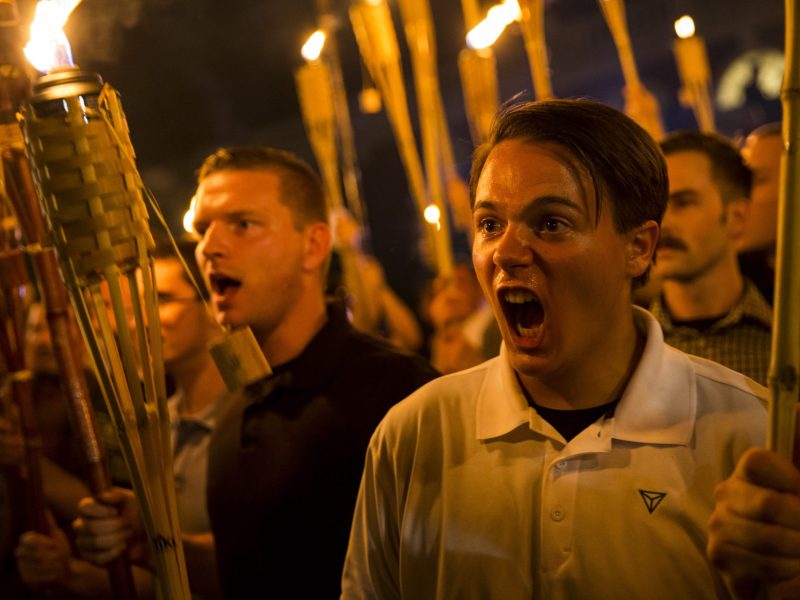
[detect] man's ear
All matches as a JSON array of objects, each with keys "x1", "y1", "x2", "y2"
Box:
[
  {"x1": 725, "y1": 198, "x2": 750, "y2": 241},
  {"x1": 626, "y1": 220, "x2": 660, "y2": 279},
  {"x1": 303, "y1": 222, "x2": 332, "y2": 272}
]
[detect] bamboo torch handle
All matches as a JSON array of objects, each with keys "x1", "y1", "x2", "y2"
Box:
[
  {"x1": 767, "y1": 0, "x2": 800, "y2": 459},
  {"x1": 518, "y1": 0, "x2": 553, "y2": 100},
  {"x1": 350, "y1": 0, "x2": 434, "y2": 263},
  {"x1": 755, "y1": 4, "x2": 800, "y2": 598},
  {"x1": 2, "y1": 149, "x2": 138, "y2": 599},
  {"x1": 598, "y1": 0, "x2": 640, "y2": 87}
]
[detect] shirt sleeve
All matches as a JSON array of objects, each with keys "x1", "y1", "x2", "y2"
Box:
[{"x1": 341, "y1": 423, "x2": 402, "y2": 600}]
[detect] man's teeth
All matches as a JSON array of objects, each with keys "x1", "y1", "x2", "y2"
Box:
[
  {"x1": 504, "y1": 290, "x2": 535, "y2": 304},
  {"x1": 516, "y1": 325, "x2": 536, "y2": 337}
]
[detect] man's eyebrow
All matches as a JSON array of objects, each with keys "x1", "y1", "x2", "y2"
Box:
[
  {"x1": 669, "y1": 189, "x2": 699, "y2": 200},
  {"x1": 224, "y1": 210, "x2": 261, "y2": 219},
  {"x1": 473, "y1": 199, "x2": 498, "y2": 212},
  {"x1": 533, "y1": 195, "x2": 583, "y2": 212},
  {"x1": 474, "y1": 195, "x2": 583, "y2": 212}
]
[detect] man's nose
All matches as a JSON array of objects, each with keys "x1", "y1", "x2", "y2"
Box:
[
  {"x1": 493, "y1": 224, "x2": 534, "y2": 272},
  {"x1": 198, "y1": 222, "x2": 227, "y2": 260}
]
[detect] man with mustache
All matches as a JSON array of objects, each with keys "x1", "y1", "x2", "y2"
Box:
[
  {"x1": 648, "y1": 131, "x2": 771, "y2": 384},
  {"x1": 342, "y1": 100, "x2": 767, "y2": 598}
]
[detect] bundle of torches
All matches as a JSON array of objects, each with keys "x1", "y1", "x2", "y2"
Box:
[
  {"x1": 0, "y1": 0, "x2": 796, "y2": 597},
  {"x1": 0, "y1": 0, "x2": 270, "y2": 598}
]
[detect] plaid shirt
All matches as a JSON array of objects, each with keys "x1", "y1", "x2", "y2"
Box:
[{"x1": 649, "y1": 279, "x2": 772, "y2": 385}]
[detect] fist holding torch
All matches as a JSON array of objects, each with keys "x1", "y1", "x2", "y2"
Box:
[{"x1": 707, "y1": 409, "x2": 800, "y2": 598}]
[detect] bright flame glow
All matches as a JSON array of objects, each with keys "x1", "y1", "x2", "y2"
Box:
[
  {"x1": 674, "y1": 15, "x2": 696, "y2": 39},
  {"x1": 466, "y1": 0, "x2": 521, "y2": 50},
  {"x1": 24, "y1": 0, "x2": 82, "y2": 73},
  {"x1": 301, "y1": 30, "x2": 326, "y2": 61},
  {"x1": 424, "y1": 204, "x2": 441, "y2": 229},
  {"x1": 183, "y1": 202, "x2": 195, "y2": 234}
]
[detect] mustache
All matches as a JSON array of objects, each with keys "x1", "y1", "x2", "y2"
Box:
[{"x1": 657, "y1": 236, "x2": 687, "y2": 251}]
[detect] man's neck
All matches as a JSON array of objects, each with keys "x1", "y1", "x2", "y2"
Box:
[
  {"x1": 258, "y1": 292, "x2": 329, "y2": 368},
  {"x1": 172, "y1": 353, "x2": 227, "y2": 416},
  {"x1": 662, "y1": 255, "x2": 744, "y2": 320},
  {"x1": 519, "y1": 308, "x2": 644, "y2": 411}
]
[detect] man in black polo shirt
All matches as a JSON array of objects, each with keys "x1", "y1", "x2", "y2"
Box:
[{"x1": 73, "y1": 148, "x2": 436, "y2": 597}]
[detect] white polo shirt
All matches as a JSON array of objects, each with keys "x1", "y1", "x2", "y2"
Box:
[{"x1": 342, "y1": 308, "x2": 767, "y2": 600}]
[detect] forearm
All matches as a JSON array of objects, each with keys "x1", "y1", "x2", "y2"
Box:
[
  {"x1": 70, "y1": 559, "x2": 155, "y2": 598},
  {"x1": 41, "y1": 458, "x2": 90, "y2": 523}
]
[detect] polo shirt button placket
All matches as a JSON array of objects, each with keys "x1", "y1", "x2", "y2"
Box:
[{"x1": 550, "y1": 508, "x2": 565, "y2": 522}]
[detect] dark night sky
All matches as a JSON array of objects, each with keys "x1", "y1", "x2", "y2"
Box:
[{"x1": 15, "y1": 0, "x2": 786, "y2": 304}]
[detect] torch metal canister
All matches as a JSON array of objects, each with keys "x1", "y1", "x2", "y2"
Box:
[
  {"x1": 20, "y1": 68, "x2": 151, "y2": 282},
  {"x1": 18, "y1": 67, "x2": 191, "y2": 599}
]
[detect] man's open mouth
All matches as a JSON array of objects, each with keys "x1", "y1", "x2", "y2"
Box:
[
  {"x1": 209, "y1": 273, "x2": 242, "y2": 296},
  {"x1": 501, "y1": 289, "x2": 544, "y2": 338}
]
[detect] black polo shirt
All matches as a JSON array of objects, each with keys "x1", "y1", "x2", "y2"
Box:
[{"x1": 207, "y1": 306, "x2": 438, "y2": 598}]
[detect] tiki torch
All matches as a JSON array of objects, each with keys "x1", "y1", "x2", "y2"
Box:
[
  {"x1": 0, "y1": 203, "x2": 48, "y2": 539},
  {"x1": 349, "y1": 0, "x2": 440, "y2": 272},
  {"x1": 518, "y1": 0, "x2": 552, "y2": 100},
  {"x1": 296, "y1": 27, "x2": 384, "y2": 332},
  {"x1": 15, "y1": 2, "x2": 194, "y2": 596},
  {"x1": 460, "y1": 0, "x2": 518, "y2": 148},
  {"x1": 458, "y1": 47, "x2": 499, "y2": 146},
  {"x1": 397, "y1": 0, "x2": 454, "y2": 275},
  {"x1": 298, "y1": 15, "x2": 368, "y2": 229},
  {"x1": 766, "y1": 0, "x2": 800, "y2": 460},
  {"x1": 0, "y1": 1, "x2": 136, "y2": 596},
  {"x1": 0, "y1": 0, "x2": 48, "y2": 544},
  {"x1": 296, "y1": 40, "x2": 344, "y2": 213},
  {"x1": 672, "y1": 15, "x2": 715, "y2": 132},
  {"x1": 597, "y1": 0, "x2": 664, "y2": 140},
  {"x1": 19, "y1": 66, "x2": 191, "y2": 600}
]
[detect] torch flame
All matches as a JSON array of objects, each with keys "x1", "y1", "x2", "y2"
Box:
[
  {"x1": 466, "y1": 0, "x2": 521, "y2": 50},
  {"x1": 301, "y1": 30, "x2": 327, "y2": 62},
  {"x1": 674, "y1": 15, "x2": 696, "y2": 39},
  {"x1": 424, "y1": 204, "x2": 442, "y2": 230},
  {"x1": 24, "y1": 0, "x2": 83, "y2": 73}
]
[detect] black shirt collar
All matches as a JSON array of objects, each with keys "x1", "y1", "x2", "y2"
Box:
[{"x1": 245, "y1": 302, "x2": 351, "y2": 400}]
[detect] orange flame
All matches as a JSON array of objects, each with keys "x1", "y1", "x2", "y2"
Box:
[{"x1": 24, "y1": 0, "x2": 83, "y2": 73}]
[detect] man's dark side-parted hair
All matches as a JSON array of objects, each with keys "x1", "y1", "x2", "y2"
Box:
[
  {"x1": 660, "y1": 131, "x2": 753, "y2": 203},
  {"x1": 153, "y1": 238, "x2": 209, "y2": 301},
  {"x1": 469, "y1": 98, "x2": 668, "y2": 289},
  {"x1": 197, "y1": 146, "x2": 328, "y2": 229}
]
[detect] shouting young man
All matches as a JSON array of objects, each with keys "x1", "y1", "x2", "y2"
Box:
[{"x1": 342, "y1": 100, "x2": 767, "y2": 599}]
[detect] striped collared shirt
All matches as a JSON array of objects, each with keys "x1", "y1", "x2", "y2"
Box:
[{"x1": 649, "y1": 279, "x2": 772, "y2": 385}]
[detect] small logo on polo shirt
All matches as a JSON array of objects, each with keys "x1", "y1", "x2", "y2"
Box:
[{"x1": 639, "y1": 489, "x2": 667, "y2": 514}]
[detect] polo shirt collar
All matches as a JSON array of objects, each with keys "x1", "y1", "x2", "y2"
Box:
[
  {"x1": 475, "y1": 307, "x2": 695, "y2": 446},
  {"x1": 610, "y1": 307, "x2": 695, "y2": 445},
  {"x1": 475, "y1": 346, "x2": 531, "y2": 440}
]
